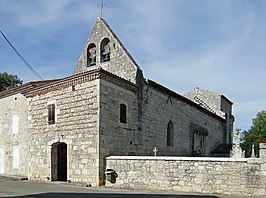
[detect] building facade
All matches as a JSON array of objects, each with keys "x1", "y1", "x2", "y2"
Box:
[{"x1": 0, "y1": 18, "x2": 234, "y2": 186}]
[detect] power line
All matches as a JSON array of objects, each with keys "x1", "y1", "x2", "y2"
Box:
[{"x1": 0, "y1": 30, "x2": 44, "y2": 80}]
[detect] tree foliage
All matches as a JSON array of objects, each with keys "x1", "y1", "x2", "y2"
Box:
[
  {"x1": 0, "y1": 72, "x2": 22, "y2": 92},
  {"x1": 241, "y1": 111, "x2": 266, "y2": 157}
]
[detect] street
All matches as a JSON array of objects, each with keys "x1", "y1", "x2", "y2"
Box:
[{"x1": 0, "y1": 176, "x2": 263, "y2": 198}]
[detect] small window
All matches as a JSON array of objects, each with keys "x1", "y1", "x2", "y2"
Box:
[
  {"x1": 48, "y1": 104, "x2": 55, "y2": 125},
  {"x1": 72, "y1": 85, "x2": 75, "y2": 91},
  {"x1": 12, "y1": 115, "x2": 19, "y2": 135},
  {"x1": 167, "y1": 121, "x2": 174, "y2": 147},
  {"x1": 120, "y1": 104, "x2": 127, "y2": 124}
]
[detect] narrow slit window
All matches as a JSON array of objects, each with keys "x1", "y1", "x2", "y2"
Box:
[
  {"x1": 48, "y1": 104, "x2": 55, "y2": 125},
  {"x1": 12, "y1": 114, "x2": 19, "y2": 135},
  {"x1": 120, "y1": 104, "x2": 127, "y2": 124}
]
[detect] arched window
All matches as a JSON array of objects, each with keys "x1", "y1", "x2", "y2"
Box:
[
  {"x1": 167, "y1": 121, "x2": 174, "y2": 147},
  {"x1": 87, "y1": 43, "x2": 96, "y2": 66},
  {"x1": 100, "y1": 38, "x2": 111, "y2": 63},
  {"x1": 120, "y1": 103, "x2": 127, "y2": 124}
]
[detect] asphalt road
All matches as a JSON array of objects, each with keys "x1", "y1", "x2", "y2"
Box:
[{"x1": 0, "y1": 176, "x2": 263, "y2": 198}]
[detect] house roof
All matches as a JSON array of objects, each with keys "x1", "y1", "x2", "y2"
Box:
[
  {"x1": 0, "y1": 80, "x2": 58, "y2": 100},
  {"x1": 23, "y1": 68, "x2": 137, "y2": 98}
]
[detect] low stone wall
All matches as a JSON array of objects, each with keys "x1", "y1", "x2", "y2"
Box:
[{"x1": 106, "y1": 156, "x2": 266, "y2": 196}]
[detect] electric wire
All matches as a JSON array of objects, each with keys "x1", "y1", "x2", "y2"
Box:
[{"x1": 0, "y1": 30, "x2": 44, "y2": 80}]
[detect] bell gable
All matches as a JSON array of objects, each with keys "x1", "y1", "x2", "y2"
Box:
[{"x1": 73, "y1": 17, "x2": 143, "y2": 84}]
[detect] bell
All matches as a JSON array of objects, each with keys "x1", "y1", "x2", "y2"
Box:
[
  {"x1": 103, "y1": 53, "x2": 110, "y2": 62},
  {"x1": 90, "y1": 57, "x2": 96, "y2": 66}
]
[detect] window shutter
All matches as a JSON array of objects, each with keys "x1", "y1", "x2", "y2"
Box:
[{"x1": 48, "y1": 104, "x2": 55, "y2": 125}]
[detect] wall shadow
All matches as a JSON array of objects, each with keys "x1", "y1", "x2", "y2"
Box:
[{"x1": 0, "y1": 192, "x2": 221, "y2": 198}]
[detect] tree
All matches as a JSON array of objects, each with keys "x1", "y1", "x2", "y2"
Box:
[
  {"x1": 241, "y1": 111, "x2": 266, "y2": 157},
  {"x1": 0, "y1": 72, "x2": 22, "y2": 92}
]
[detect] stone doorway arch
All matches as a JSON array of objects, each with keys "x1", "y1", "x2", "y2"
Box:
[{"x1": 51, "y1": 142, "x2": 67, "y2": 181}]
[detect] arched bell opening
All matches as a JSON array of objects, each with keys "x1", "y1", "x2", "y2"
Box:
[
  {"x1": 100, "y1": 38, "x2": 111, "y2": 63},
  {"x1": 87, "y1": 43, "x2": 97, "y2": 66}
]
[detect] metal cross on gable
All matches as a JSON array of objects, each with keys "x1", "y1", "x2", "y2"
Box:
[{"x1": 100, "y1": 0, "x2": 106, "y2": 18}]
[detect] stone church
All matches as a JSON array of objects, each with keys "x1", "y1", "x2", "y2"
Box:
[{"x1": 0, "y1": 18, "x2": 234, "y2": 186}]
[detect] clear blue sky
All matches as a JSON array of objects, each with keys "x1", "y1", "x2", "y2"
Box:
[{"x1": 1, "y1": 0, "x2": 266, "y2": 133}]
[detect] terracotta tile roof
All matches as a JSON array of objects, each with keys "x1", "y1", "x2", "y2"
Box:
[
  {"x1": 0, "y1": 79, "x2": 59, "y2": 99},
  {"x1": 23, "y1": 68, "x2": 137, "y2": 97}
]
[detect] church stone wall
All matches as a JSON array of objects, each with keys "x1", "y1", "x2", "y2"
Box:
[
  {"x1": 28, "y1": 79, "x2": 100, "y2": 186},
  {"x1": 106, "y1": 156, "x2": 266, "y2": 196},
  {"x1": 99, "y1": 79, "x2": 138, "y2": 156},
  {"x1": 0, "y1": 93, "x2": 29, "y2": 176},
  {"x1": 141, "y1": 84, "x2": 225, "y2": 156},
  {"x1": 184, "y1": 89, "x2": 234, "y2": 144},
  {"x1": 221, "y1": 96, "x2": 232, "y2": 114},
  {"x1": 98, "y1": 79, "x2": 139, "y2": 184},
  {"x1": 221, "y1": 96, "x2": 234, "y2": 144}
]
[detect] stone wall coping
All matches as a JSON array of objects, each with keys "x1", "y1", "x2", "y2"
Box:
[
  {"x1": 260, "y1": 143, "x2": 266, "y2": 149},
  {"x1": 247, "y1": 158, "x2": 265, "y2": 164},
  {"x1": 106, "y1": 156, "x2": 248, "y2": 162}
]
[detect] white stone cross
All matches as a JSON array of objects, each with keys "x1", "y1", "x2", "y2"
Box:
[{"x1": 153, "y1": 147, "x2": 158, "y2": 156}]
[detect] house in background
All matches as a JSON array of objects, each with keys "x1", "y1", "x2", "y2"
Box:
[{"x1": 0, "y1": 17, "x2": 234, "y2": 186}]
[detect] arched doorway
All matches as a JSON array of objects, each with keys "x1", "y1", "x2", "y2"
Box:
[{"x1": 51, "y1": 142, "x2": 67, "y2": 181}]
